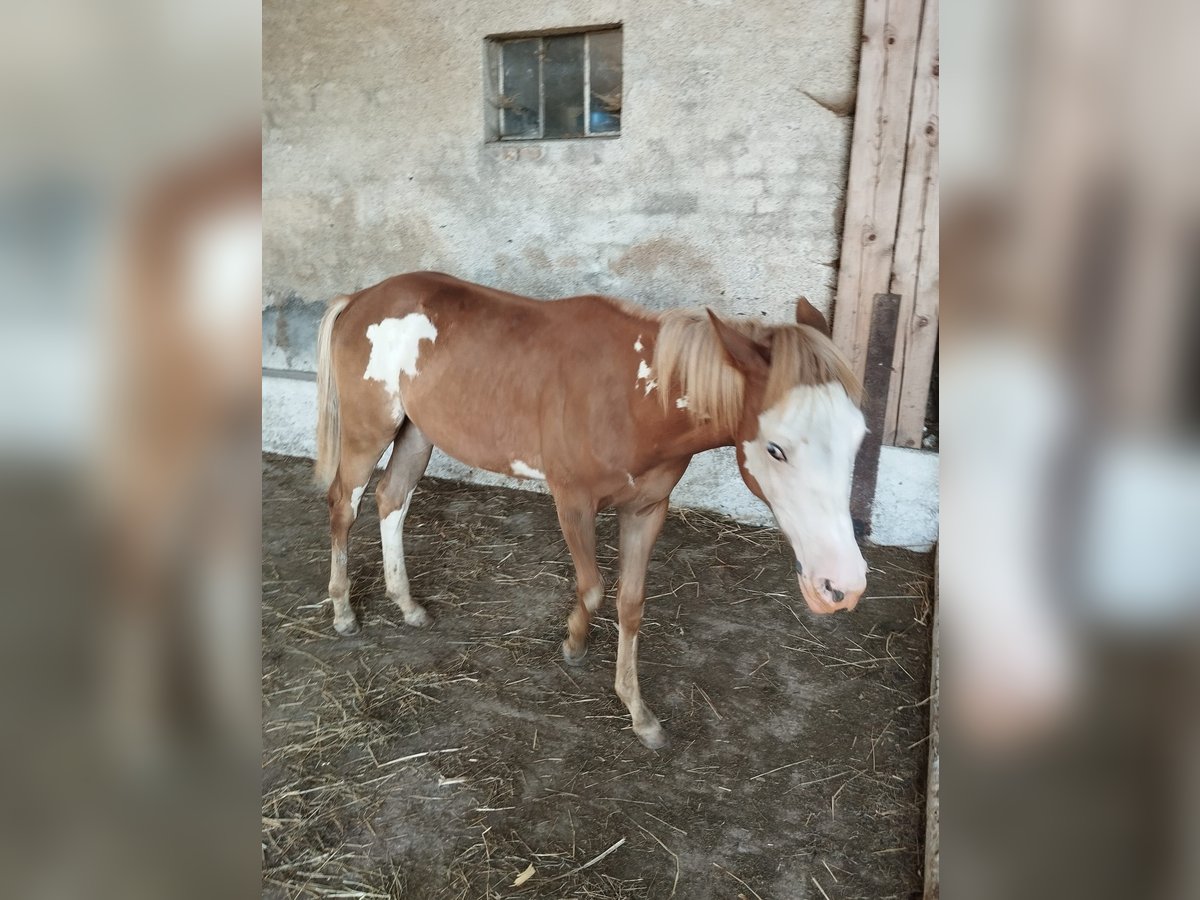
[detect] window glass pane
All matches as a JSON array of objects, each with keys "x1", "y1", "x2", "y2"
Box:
[
  {"x1": 542, "y1": 34, "x2": 585, "y2": 139},
  {"x1": 500, "y1": 39, "x2": 540, "y2": 138},
  {"x1": 588, "y1": 30, "x2": 622, "y2": 134}
]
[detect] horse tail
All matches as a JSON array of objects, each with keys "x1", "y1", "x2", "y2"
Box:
[{"x1": 314, "y1": 295, "x2": 352, "y2": 489}]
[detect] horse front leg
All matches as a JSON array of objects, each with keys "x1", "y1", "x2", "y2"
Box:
[
  {"x1": 614, "y1": 497, "x2": 671, "y2": 749},
  {"x1": 553, "y1": 493, "x2": 603, "y2": 666}
]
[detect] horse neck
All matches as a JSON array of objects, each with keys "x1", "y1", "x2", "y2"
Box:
[
  {"x1": 666, "y1": 410, "x2": 739, "y2": 458},
  {"x1": 640, "y1": 328, "x2": 741, "y2": 459}
]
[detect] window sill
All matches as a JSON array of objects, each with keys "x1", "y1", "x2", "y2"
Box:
[{"x1": 489, "y1": 134, "x2": 621, "y2": 144}]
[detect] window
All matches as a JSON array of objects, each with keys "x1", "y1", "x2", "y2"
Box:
[{"x1": 487, "y1": 27, "x2": 622, "y2": 140}]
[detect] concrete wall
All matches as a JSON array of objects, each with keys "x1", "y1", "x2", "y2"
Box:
[{"x1": 263, "y1": 0, "x2": 862, "y2": 370}]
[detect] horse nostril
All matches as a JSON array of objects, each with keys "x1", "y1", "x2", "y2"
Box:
[
  {"x1": 795, "y1": 559, "x2": 804, "y2": 576},
  {"x1": 832, "y1": 588, "x2": 845, "y2": 602},
  {"x1": 823, "y1": 579, "x2": 845, "y2": 602}
]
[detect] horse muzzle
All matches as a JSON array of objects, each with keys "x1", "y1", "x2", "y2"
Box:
[{"x1": 795, "y1": 560, "x2": 864, "y2": 614}]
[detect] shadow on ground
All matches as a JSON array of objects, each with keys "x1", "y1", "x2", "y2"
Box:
[{"x1": 262, "y1": 454, "x2": 933, "y2": 899}]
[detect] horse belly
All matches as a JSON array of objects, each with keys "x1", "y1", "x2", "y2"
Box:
[{"x1": 401, "y1": 369, "x2": 549, "y2": 482}]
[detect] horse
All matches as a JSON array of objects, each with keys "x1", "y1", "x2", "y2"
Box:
[{"x1": 313, "y1": 272, "x2": 867, "y2": 749}]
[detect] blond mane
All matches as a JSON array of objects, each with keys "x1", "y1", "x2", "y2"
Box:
[{"x1": 654, "y1": 310, "x2": 862, "y2": 434}]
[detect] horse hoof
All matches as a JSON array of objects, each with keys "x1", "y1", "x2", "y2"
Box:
[
  {"x1": 403, "y1": 606, "x2": 431, "y2": 627},
  {"x1": 636, "y1": 724, "x2": 669, "y2": 751},
  {"x1": 334, "y1": 616, "x2": 360, "y2": 636},
  {"x1": 561, "y1": 640, "x2": 588, "y2": 667}
]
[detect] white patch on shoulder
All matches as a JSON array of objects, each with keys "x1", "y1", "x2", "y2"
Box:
[
  {"x1": 634, "y1": 335, "x2": 644, "y2": 353},
  {"x1": 675, "y1": 396, "x2": 689, "y2": 409},
  {"x1": 635, "y1": 359, "x2": 657, "y2": 396},
  {"x1": 350, "y1": 485, "x2": 366, "y2": 516},
  {"x1": 511, "y1": 460, "x2": 546, "y2": 480},
  {"x1": 627, "y1": 473, "x2": 636, "y2": 487}
]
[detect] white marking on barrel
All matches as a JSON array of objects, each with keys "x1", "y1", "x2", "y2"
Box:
[{"x1": 511, "y1": 460, "x2": 546, "y2": 480}]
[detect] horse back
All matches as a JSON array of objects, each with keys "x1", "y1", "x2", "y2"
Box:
[{"x1": 333, "y1": 273, "x2": 658, "y2": 483}]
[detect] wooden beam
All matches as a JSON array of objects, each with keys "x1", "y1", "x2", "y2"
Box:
[
  {"x1": 894, "y1": 174, "x2": 939, "y2": 446},
  {"x1": 850, "y1": 293, "x2": 902, "y2": 538},
  {"x1": 888, "y1": 0, "x2": 940, "y2": 447},
  {"x1": 833, "y1": 0, "x2": 925, "y2": 383}
]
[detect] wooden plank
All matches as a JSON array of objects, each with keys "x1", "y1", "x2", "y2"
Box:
[
  {"x1": 886, "y1": 0, "x2": 939, "y2": 446},
  {"x1": 894, "y1": 174, "x2": 939, "y2": 446},
  {"x1": 832, "y1": 0, "x2": 925, "y2": 383},
  {"x1": 887, "y1": 0, "x2": 939, "y2": 446}
]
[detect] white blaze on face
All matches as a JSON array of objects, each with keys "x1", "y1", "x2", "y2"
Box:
[
  {"x1": 511, "y1": 460, "x2": 546, "y2": 480},
  {"x1": 741, "y1": 382, "x2": 868, "y2": 612},
  {"x1": 363, "y1": 314, "x2": 438, "y2": 418}
]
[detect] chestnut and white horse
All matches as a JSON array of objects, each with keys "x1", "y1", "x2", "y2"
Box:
[{"x1": 314, "y1": 272, "x2": 866, "y2": 748}]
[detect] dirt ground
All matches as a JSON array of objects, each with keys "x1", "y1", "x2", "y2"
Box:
[{"x1": 262, "y1": 453, "x2": 933, "y2": 899}]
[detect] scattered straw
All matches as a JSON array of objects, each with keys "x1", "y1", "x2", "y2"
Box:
[
  {"x1": 378, "y1": 746, "x2": 465, "y2": 767},
  {"x1": 750, "y1": 758, "x2": 810, "y2": 781},
  {"x1": 629, "y1": 816, "x2": 680, "y2": 897},
  {"x1": 713, "y1": 863, "x2": 765, "y2": 900},
  {"x1": 556, "y1": 837, "x2": 627, "y2": 880}
]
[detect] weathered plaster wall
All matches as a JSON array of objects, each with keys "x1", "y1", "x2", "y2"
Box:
[{"x1": 263, "y1": 0, "x2": 862, "y2": 370}]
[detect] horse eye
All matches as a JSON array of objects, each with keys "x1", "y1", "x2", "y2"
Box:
[{"x1": 766, "y1": 442, "x2": 787, "y2": 462}]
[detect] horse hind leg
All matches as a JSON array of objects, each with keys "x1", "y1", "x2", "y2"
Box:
[
  {"x1": 375, "y1": 422, "x2": 434, "y2": 626},
  {"x1": 326, "y1": 427, "x2": 394, "y2": 635},
  {"x1": 327, "y1": 448, "x2": 378, "y2": 635}
]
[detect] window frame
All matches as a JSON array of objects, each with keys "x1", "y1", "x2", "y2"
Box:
[{"x1": 485, "y1": 25, "x2": 622, "y2": 143}]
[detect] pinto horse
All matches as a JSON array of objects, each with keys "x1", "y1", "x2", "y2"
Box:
[{"x1": 314, "y1": 272, "x2": 866, "y2": 748}]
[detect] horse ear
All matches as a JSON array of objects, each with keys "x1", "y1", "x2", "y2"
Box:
[
  {"x1": 795, "y1": 296, "x2": 830, "y2": 335},
  {"x1": 706, "y1": 309, "x2": 771, "y2": 377}
]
